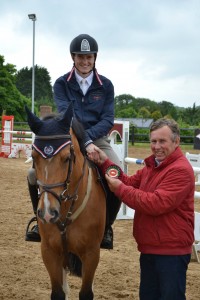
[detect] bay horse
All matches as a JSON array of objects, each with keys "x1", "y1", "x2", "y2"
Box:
[{"x1": 25, "y1": 104, "x2": 106, "y2": 300}]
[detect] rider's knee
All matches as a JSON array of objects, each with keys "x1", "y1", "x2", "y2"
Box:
[{"x1": 27, "y1": 168, "x2": 37, "y2": 185}]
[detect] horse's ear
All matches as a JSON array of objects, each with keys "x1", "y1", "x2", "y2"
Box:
[
  {"x1": 25, "y1": 106, "x2": 43, "y2": 134},
  {"x1": 58, "y1": 102, "x2": 74, "y2": 129}
]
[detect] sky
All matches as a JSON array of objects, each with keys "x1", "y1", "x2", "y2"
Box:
[{"x1": 0, "y1": 0, "x2": 199, "y2": 108}]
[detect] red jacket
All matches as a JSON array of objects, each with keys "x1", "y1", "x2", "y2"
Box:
[{"x1": 101, "y1": 147, "x2": 195, "y2": 255}]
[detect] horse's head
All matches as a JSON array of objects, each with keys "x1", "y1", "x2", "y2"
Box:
[{"x1": 26, "y1": 104, "x2": 77, "y2": 224}]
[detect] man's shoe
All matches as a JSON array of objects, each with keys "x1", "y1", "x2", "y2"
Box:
[
  {"x1": 100, "y1": 225, "x2": 113, "y2": 250},
  {"x1": 25, "y1": 216, "x2": 41, "y2": 242}
]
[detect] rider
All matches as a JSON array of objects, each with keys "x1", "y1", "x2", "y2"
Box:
[{"x1": 25, "y1": 34, "x2": 121, "y2": 249}]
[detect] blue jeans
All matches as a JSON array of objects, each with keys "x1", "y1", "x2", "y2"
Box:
[{"x1": 139, "y1": 253, "x2": 191, "y2": 300}]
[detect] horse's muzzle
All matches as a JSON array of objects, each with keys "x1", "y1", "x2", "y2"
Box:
[{"x1": 37, "y1": 208, "x2": 59, "y2": 224}]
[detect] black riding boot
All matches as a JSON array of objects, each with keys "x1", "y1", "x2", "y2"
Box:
[
  {"x1": 100, "y1": 191, "x2": 121, "y2": 250},
  {"x1": 25, "y1": 180, "x2": 41, "y2": 242}
]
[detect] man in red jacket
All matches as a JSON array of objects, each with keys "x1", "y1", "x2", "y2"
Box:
[{"x1": 89, "y1": 118, "x2": 195, "y2": 300}]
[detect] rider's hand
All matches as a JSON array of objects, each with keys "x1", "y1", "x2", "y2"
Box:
[{"x1": 87, "y1": 144, "x2": 107, "y2": 165}]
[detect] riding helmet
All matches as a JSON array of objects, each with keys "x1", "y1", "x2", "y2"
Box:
[{"x1": 70, "y1": 34, "x2": 98, "y2": 54}]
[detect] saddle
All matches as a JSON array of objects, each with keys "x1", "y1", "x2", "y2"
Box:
[{"x1": 86, "y1": 158, "x2": 108, "y2": 198}]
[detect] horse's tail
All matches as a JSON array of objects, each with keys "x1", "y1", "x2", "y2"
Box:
[{"x1": 67, "y1": 252, "x2": 82, "y2": 277}]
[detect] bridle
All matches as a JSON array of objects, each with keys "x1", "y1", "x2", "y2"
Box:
[
  {"x1": 34, "y1": 134, "x2": 90, "y2": 234},
  {"x1": 36, "y1": 135, "x2": 76, "y2": 205}
]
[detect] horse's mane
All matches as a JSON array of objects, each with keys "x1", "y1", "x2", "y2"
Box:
[
  {"x1": 41, "y1": 113, "x2": 86, "y2": 155},
  {"x1": 71, "y1": 118, "x2": 87, "y2": 155}
]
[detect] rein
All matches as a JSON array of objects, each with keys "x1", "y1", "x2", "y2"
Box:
[{"x1": 56, "y1": 157, "x2": 88, "y2": 232}]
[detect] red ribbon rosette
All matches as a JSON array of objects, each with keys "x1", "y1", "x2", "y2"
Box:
[{"x1": 106, "y1": 166, "x2": 121, "y2": 178}]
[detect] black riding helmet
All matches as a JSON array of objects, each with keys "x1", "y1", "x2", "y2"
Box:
[{"x1": 70, "y1": 34, "x2": 98, "y2": 55}]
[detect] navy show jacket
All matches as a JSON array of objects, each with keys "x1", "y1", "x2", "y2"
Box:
[{"x1": 53, "y1": 67, "x2": 115, "y2": 146}]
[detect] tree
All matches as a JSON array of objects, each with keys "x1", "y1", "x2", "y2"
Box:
[
  {"x1": 115, "y1": 94, "x2": 136, "y2": 116},
  {"x1": 0, "y1": 55, "x2": 31, "y2": 121},
  {"x1": 132, "y1": 97, "x2": 158, "y2": 113},
  {"x1": 183, "y1": 103, "x2": 200, "y2": 126},
  {"x1": 157, "y1": 101, "x2": 178, "y2": 119},
  {"x1": 116, "y1": 107, "x2": 137, "y2": 118},
  {"x1": 138, "y1": 107, "x2": 151, "y2": 119},
  {"x1": 151, "y1": 110, "x2": 162, "y2": 120},
  {"x1": 15, "y1": 65, "x2": 54, "y2": 110}
]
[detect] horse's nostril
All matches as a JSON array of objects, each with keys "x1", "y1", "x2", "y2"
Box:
[
  {"x1": 50, "y1": 209, "x2": 59, "y2": 223},
  {"x1": 37, "y1": 207, "x2": 59, "y2": 223},
  {"x1": 37, "y1": 208, "x2": 43, "y2": 219}
]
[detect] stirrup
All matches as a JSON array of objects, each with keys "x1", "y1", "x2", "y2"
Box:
[
  {"x1": 25, "y1": 216, "x2": 41, "y2": 242},
  {"x1": 100, "y1": 225, "x2": 113, "y2": 250}
]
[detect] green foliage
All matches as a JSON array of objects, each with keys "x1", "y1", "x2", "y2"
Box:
[
  {"x1": 114, "y1": 93, "x2": 200, "y2": 126},
  {"x1": 15, "y1": 65, "x2": 54, "y2": 111},
  {"x1": 131, "y1": 126, "x2": 150, "y2": 143},
  {"x1": 157, "y1": 101, "x2": 178, "y2": 119},
  {"x1": 179, "y1": 128, "x2": 194, "y2": 144},
  {"x1": 182, "y1": 103, "x2": 200, "y2": 126},
  {"x1": 151, "y1": 110, "x2": 162, "y2": 120},
  {"x1": 0, "y1": 55, "x2": 31, "y2": 121},
  {"x1": 138, "y1": 107, "x2": 151, "y2": 119},
  {"x1": 116, "y1": 107, "x2": 137, "y2": 118},
  {"x1": 131, "y1": 126, "x2": 195, "y2": 145}
]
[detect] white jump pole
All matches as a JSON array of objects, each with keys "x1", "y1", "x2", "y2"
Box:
[
  {"x1": 195, "y1": 191, "x2": 200, "y2": 199},
  {"x1": 125, "y1": 157, "x2": 144, "y2": 165}
]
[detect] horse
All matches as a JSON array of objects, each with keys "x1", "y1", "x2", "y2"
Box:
[{"x1": 25, "y1": 104, "x2": 106, "y2": 300}]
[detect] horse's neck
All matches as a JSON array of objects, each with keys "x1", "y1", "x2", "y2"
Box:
[{"x1": 71, "y1": 134, "x2": 88, "y2": 179}]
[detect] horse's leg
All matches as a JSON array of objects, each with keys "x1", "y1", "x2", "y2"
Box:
[
  {"x1": 41, "y1": 245, "x2": 67, "y2": 300},
  {"x1": 79, "y1": 250, "x2": 100, "y2": 300},
  {"x1": 51, "y1": 290, "x2": 65, "y2": 300},
  {"x1": 50, "y1": 269, "x2": 68, "y2": 300}
]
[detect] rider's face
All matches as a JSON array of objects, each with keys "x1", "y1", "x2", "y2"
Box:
[{"x1": 73, "y1": 54, "x2": 95, "y2": 77}]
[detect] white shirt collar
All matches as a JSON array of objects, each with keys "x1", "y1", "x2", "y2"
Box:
[
  {"x1": 75, "y1": 69, "x2": 93, "y2": 87},
  {"x1": 155, "y1": 158, "x2": 162, "y2": 166}
]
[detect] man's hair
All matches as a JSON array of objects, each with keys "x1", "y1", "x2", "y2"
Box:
[{"x1": 150, "y1": 118, "x2": 180, "y2": 142}]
